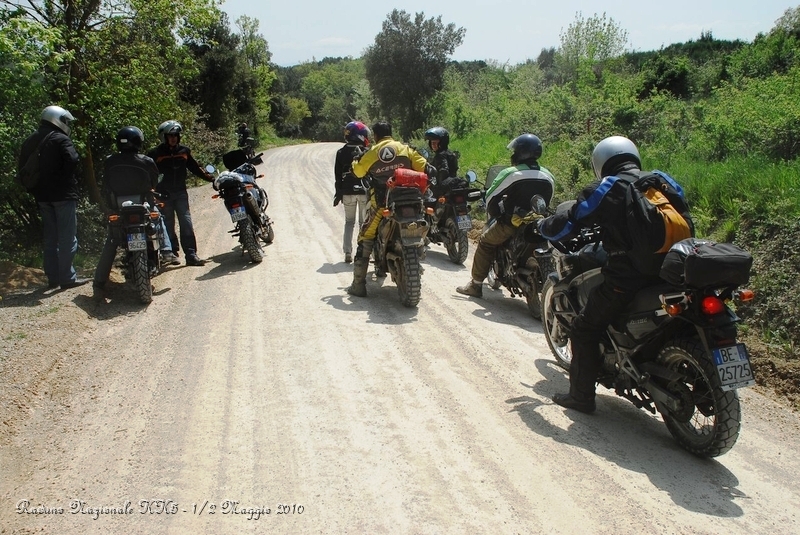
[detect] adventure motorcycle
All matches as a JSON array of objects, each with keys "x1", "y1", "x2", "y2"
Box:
[
  {"x1": 424, "y1": 171, "x2": 482, "y2": 264},
  {"x1": 107, "y1": 192, "x2": 170, "y2": 304},
  {"x1": 540, "y1": 214, "x2": 755, "y2": 457},
  {"x1": 486, "y1": 209, "x2": 552, "y2": 320},
  {"x1": 208, "y1": 149, "x2": 274, "y2": 263},
  {"x1": 483, "y1": 164, "x2": 555, "y2": 320},
  {"x1": 374, "y1": 169, "x2": 431, "y2": 307}
]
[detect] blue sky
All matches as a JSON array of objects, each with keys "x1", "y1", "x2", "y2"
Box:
[{"x1": 220, "y1": 0, "x2": 795, "y2": 67}]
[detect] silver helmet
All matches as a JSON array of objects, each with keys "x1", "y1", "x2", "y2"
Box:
[
  {"x1": 591, "y1": 136, "x2": 641, "y2": 179},
  {"x1": 41, "y1": 105, "x2": 75, "y2": 136},
  {"x1": 157, "y1": 120, "x2": 183, "y2": 144}
]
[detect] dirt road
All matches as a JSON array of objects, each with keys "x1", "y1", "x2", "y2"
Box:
[{"x1": 1, "y1": 143, "x2": 799, "y2": 534}]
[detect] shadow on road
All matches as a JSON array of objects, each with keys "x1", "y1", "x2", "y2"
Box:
[{"x1": 506, "y1": 358, "x2": 746, "y2": 517}]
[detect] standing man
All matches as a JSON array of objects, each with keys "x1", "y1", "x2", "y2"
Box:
[
  {"x1": 18, "y1": 105, "x2": 87, "y2": 289},
  {"x1": 147, "y1": 120, "x2": 214, "y2": 266},
  {"x1": 334, "y1": 121, "x2": 370, "y2": 264},
  {"x1": 346, "y1": 121, "x2": 430, "y2": 297}
]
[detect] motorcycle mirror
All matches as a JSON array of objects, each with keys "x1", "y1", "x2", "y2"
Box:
[
  {"x1": 466, "y1": 170, "x2": 477, "y2": 183},
  {"x1": 205, "y1": 164, "x2": 216, "y2": 174},
  {"x1": 531, "y1": 195, "x2": 547, "y2": 215}
]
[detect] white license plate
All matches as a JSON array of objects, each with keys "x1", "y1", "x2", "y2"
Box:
[
  {"x1": 229, "y1": 206, "x2": 248, "y2": 222},
  {"x1": 456, "y1": 215, "x2": 472, "y2": 230},
  {"x1": 127, "y1": 233, "x2": 147, "y2": 251},
  {"x1": 712, "y1": 343, "x2": 756, "y2": 391}
]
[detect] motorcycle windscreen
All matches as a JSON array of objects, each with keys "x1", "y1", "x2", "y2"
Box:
[{"x1": 223, "y1": 149, "x2": 248, "y2": 171}]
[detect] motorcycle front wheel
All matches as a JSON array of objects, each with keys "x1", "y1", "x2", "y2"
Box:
[
  {"x1": 130, "y1": 250, "x2": 153, "y2": 304},
  {"x1": 541, "y1": 279, "x2": 571, "y2": 370},
  {"x1": 444, "y1": 218, "x2": 469, "y2": 265},
  {"x1": 261, "y1": 221, "x2": 275, "y2": 244},
  {"x1": 656, "y1": 339, "x2": 741, "y2": 457},
  {"x1": 397, "y1": 245, "x2": 422, "y2": 307},
  {"x1": 487, "y1": 265, "x2": 503, "y2": 290}
]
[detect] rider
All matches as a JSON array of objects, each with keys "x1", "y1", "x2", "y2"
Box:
[
  {"x1": 346, "y1": 121, "x2": 431, "y2": 297},
  {"x1": 537, "y1": 135, "x2": 694, "y2": 413},
  {"x1": 93, "y1": 126, "x2": 174, "y2": 299},
  {"x1": 147, "y1": 120, "x2": 214, "y2": 266},
  {"x1": 334, "y1": 121, "x2": 371, "y2": 264},
  {"x1": 456, "y1": 134, "x2": 555, "y2": 298},
  {"x1": 424, "y1": 126, "x2": 461, "y2": 194}
]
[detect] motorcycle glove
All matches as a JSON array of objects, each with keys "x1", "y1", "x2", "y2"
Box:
[{"x1": 333, "y1": 193, "x2": 343, "y2": 207}]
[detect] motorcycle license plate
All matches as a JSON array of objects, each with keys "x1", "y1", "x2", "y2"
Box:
[
  {"x1": 127, "y1": 232, "x2": 147, "y2": 251},
  {"x1": 712, "y1": 343, "x2": 756, "y2": 391},
  {"x1": 456, "y1": 215, "x2": 472, "y2": 230},
  {"x1": 229, "y1": 206, "x2": 248, "y2": 222}
]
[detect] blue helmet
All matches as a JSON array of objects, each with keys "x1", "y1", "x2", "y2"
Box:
[{"x1": 344, "y1": 121, "x2": 370, "y2": 146}]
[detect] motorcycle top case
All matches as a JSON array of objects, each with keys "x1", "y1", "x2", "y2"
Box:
[{"x1": 660, "y1": 238, "x2": 753, "y2": 288}]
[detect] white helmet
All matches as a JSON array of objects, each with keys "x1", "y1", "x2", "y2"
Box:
[
  {"x1": 591, "y1": 136, "x2": 641, "y2": 179},
  {"x1": 41, "y1": 105, "x2": 75, "y2": 136}
]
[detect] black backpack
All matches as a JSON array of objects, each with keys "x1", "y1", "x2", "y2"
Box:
[
  {"x1": 613, "y1": 170, "x2": 694, "y2": 275},
  {"x1": 16, "y1": 132, "x2": 53, "y2": 191}
]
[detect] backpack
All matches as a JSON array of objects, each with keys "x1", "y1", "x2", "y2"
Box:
[
  {"x1": 16, "y1": 132, "x2": 53, "y2": 191},
  {"x1": 616, "y1": 170, "x2": 694, "y2": 275}
]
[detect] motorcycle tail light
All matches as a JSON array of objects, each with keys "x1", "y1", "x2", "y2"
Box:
[
  {"x1": 108, "y1": 214, "x2": 120, "y2": 222},
  {"x1": 231, "y1": 203, "x2": 242, "y2": 209},
  {"x1": 426, "y1": 207, "x2": 435, "y2": 215},
  {"x1": 149, "y1": 212, "x2": 160, "y2": 219},
  {"x1": 701, "y1": 296, "x2": 726, "y2": 315},
  {"x1": 126, "y1": 214, "x2": 141, "y2": 223},
  {"x1": 382, "y1": 209, "x2": 391, "y2": 217},
  {"x1": 438, "y1": 197, "x2": 446, "y2": 204}
]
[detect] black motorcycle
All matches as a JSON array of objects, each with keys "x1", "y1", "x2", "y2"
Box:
[
  {"x1": 208, "y1": 149, "x2": 274, "y2": 263},
  {"x1": 107, "y1": 192, "x2": 169, "y2": 303},
  {"x1": 374, "y1": 169, "x2": 431, "y2": 307},
  {"x1": 540, "y1": 218, "x2": 755, "y2": 457},
  {"x1": 424, "y1": 171, "x2": 483, "y2": 264}
]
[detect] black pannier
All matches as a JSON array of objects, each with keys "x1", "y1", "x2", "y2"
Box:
[{"x1": 660, "y1": 238, "x2": 753, "y2": 288}]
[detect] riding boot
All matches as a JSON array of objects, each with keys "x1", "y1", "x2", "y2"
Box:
[{"x1": 347, "y1": 241, "x2": 373, "y2": 297}]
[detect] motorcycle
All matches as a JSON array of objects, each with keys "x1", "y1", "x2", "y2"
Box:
[
  {"x1": 423, "y1": 170, "x2": 483, "y2": 264},
  {"x1": 374, "y1": 168, "x2": 431, "y2": 307},
  {"x1": 208, "y1": 148, "x2": 274, "y2": 263},
  {"x1": 237, "y1": 132, "x2": 257, "y2": 160},
  {"x1": 540, "y1": 207, "x2": 756, "y2": 457},
  {"x1": 482, "y1": 164, "x2": 555, "y2": 320},
  {"x1": 107, "y1": 191, "x2": 170, "y2": 303}
]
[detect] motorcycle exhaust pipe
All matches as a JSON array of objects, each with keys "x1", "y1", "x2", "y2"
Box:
[{"x1": 243, "y1": 191, "x2": 260, "y2": 218}]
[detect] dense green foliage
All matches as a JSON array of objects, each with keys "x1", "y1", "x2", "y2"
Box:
[{"x1": 2, "y1": 4, "x2": 800, "y2": 361}]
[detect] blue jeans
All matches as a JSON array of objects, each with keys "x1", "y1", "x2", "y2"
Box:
[
  {"x1": 160, "y1": 190, "x2": 197, "y2": 255},
  {"x1": 38, "y1": 200, "x2": 78, "y2": 286}
]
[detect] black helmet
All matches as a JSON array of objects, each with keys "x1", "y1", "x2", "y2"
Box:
[
  {"x1": 157, "y1": 120, "x2": 183, "y2": 143},
  {"x1": 371, "y1": 122, "x2": 392, "y2": 141},
  {"x1": 116, "y1": 126, "x2": 144, "y2": 153},
  {"x1": 591, "y1": 136, "x2": 641, "y2": 179},
  {"x1": 508, "y1": 133, "x2": 542, "y2": 165},
  {"x1": 424, "y1": 126, "x2": 450, "y2": 151},
  {"x1": 344, "y1": 121, "x2": 370, "y2": 146}
]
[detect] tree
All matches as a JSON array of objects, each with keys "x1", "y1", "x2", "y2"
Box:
[
  {"x1": 364, "y1": 9, "x2": 465, "y2": 138},
  {"x1": 555, "y1": 11, "x2": 628, "y2": 86}
]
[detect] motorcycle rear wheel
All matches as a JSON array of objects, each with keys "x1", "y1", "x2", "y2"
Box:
[
  {"x1": 444, "y1": 218, "x2": 469, "y2": 265},
  {"x1": 397, "y1": 245, "x2": 422, "y2": 307},
  {"x1": 131, "y1": 250, "x2": 153, "y2": 304},
  {"x1": 241, "y1": 222, "x2": 263, "y2": 263},
  {"x1": 541, "y1": 278, "x2": 571, "y2": 370},
  {"x1": 657, "y1": 339, "x2": 741, "y2": 457}
]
